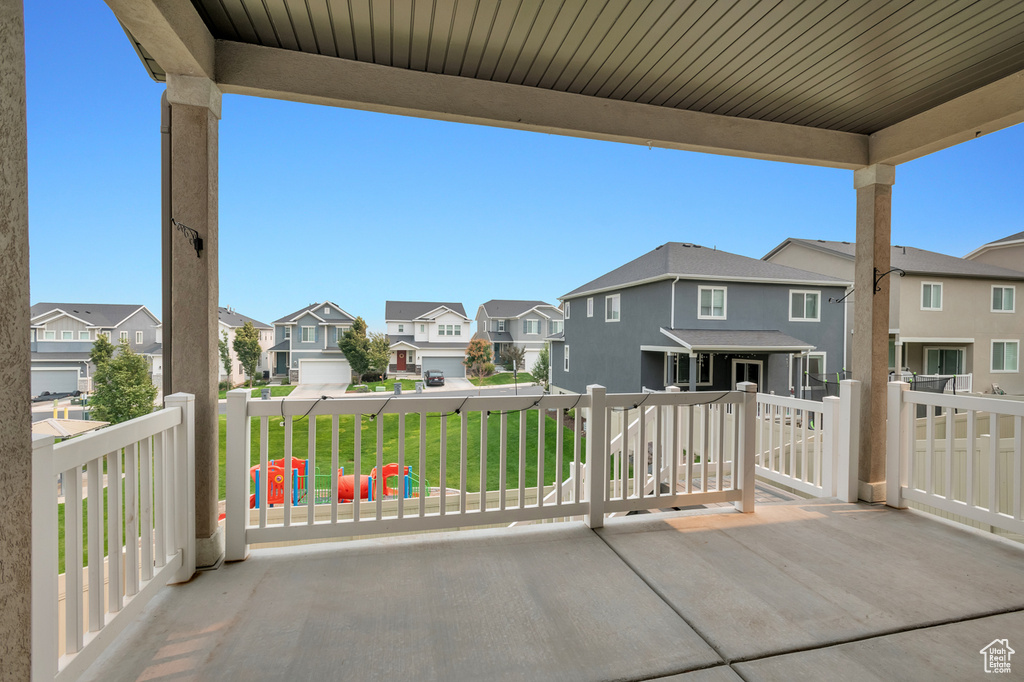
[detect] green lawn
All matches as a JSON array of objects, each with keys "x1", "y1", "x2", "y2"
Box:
[
  {"x1": 218, "y1": 409, "x2": 583, "y2": 501},
  {"x1": 219, "y1": 384, "x2": 295, "y2": 400},
  {"x1": 469, "y1": 372, "x2": 536, "y2": 387},
  {"x1": 346, "y1": 378, "x2": 419, "y2": 393}
]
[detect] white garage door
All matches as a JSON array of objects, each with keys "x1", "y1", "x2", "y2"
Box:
[
  {"x1": 31, "y1": 368, "x2": 79, "y2": 397},
  {"x1": 298, "y1": 359, "x2": 351, "y2": 384}
]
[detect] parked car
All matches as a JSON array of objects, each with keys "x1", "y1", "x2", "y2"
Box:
[
  {"x1": 32, "y1": 390, "x2": 81, "y2": 403},
  {"x1": 423, "y1": 370, "x2": 445, "y2": 386}
]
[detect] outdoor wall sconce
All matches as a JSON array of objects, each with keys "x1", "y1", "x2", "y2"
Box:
[
  {"x1": 828, "y1": 266, "x2": 906, "y2": 304},
  {"x1": 171, "y1": 218, "x2": 203, "y2": 258}
]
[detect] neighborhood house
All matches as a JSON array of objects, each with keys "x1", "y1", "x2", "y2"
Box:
[
  {"x1": 269, "y1": 301, "x2": 355, "y2": 384},
  {"x1": 385, "y1": 301, "x2": 471, "y2": 378},
  {"x1": 474, "y1": 299, "x2": 563, "y2": 374}
]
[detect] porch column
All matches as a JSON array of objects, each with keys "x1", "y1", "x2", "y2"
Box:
[
  {"x1": 164, "y1": 75, "x2": 223, "y2": 567},
  {"x1": 688, "y1": 354, "x2": 697, "y2": 392},
  {"x1": 0, "y1": 0, "x2": 31, "y2": 673},
  {"x1": 852, "y1": 164, "x2": 895, "y2": 502}
]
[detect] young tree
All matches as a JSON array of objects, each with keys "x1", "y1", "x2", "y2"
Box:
[
  {"x1": 219, "y1": 330, "x2": 232, "y2": 384},
  {"x1": 233, "y1": 321, "x2": 263, "y2": 387},
  {"x1": 532, "y1": 346, "x2": 550, "y2": 389},
  {"x1": 367, "y1": 332, "x2": 391, "y2": 379},
  {"x1": 90, "y1": 333, "x2": 115, "y2": 370},
  {"x1": 90, "y1": 341, "x2": 158, "y2": 424},
  {"x1": 499, "y1": 344, "x2": 526, "y2": 373},
  {"x1": 464, "y1": 338, "x2": 493, "y2": 370},
  {"x1": 338, "y1": 316, "x2": 371, "y2": 384}
]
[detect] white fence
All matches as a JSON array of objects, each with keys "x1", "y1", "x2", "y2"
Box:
[
  {"x1": 898, "y1": 372, "x2": 973, "y2": 394},
  {"x1": 755, "y1": 381, "x2": 859, "y2": 501},
  {"x1": 225, "y1": 384, "x2": 758, "y2": 560},
  {"x1": 887, "y1": 382, "x2": 1024, "y2": 535},
  {"x1": 32, "y1": 393, "x2": 195, "y2": 681}
]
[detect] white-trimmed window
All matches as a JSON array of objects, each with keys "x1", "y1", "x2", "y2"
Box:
[
  {"x1": 324, "y1": 307, "x2": 331, "y2": 315},
  {"x1": 790, "y1": 291, "x2": 820, "y2": 321},
  {"x1": 587, "y1": 297, "x2": 593, "y2": 317},
  {"x1": 119, "y1": 331, "x2": 129, "y2": 342},
  {"x1": 992, "y1": 340, "x2": 1019, "y2": 372},
  {"x1": 523, "y1": 319, "x2": 540, "y2": 335},
  {"x1": 420, "y1": 324, "x2": 425, "y2": 333},
  {"x1": 605, "y1": 294, "x2": 620, "y2": 322},
  {"x1": 301, "y1": 326, "x2": 315, "y2": 343},
  {"x1": 398, "y1": 324, "x2": 404, "y2": 333},
  {"x1": 497, "y1": 319, "x2": 505, "y2": 332},
  {"x1": 921, "y1": 282, "x2": 942, "y2": 310},
  {"x1": 564, "y1": 302, "x2": 570, "y2": 319},
  {"x1": 549, "y1": 320, "x2": 563, "y2": 335},
  {"x1": 44, "y1": 330, "x2": 56, "y2": 340},
  {"x1": 802, "y1": 353, "x2": 826, "y2": 387},
  {"x1": 698, "y1": 287, "x2": 727, "y2": 319},
  {"x1": 136, "y1": 331, "x2": 143, "y2": 344},
  {"x1": 669, "y1": 353, "x2": 712, "y2": 386},
  {"x1": 564, "y1": 345, "x2": 570, "y2": 372},
  {"x1": 336, "y1": 325, "x2": 345, "y2": 340},
  {"x1": 79, "y1": 331, "x2": 89, "y2": 340},
  {"x1": 284, "y1": 327, "x2": 291, "y2": 340},
  {"x1": 61, "y1": 331, "x2": 73, "y2": 340},
  {"x1": 454, "y1": 325, "x2": 461, "y2": 336},
  {"x1": 992, "y1": 286, "x2": 1015, "y2": 312},
  {"x1": 30, "y1": 329, "x2": 35, "y2": 342}
]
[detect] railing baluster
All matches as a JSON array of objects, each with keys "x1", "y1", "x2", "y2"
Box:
[
  {"x1": 331, "y1": 414, "x2": 339, "y2": 524},
  {"x1": 259, "y1": 416, "x2": 269, "y2": 528},
  {"x1": 989, "y1": 413, "x2": 999, "y2": 514},
  {"x1": 460, "y1": 411, "x2": 468, "y2": 513},
  {"x1": 283, "y1": 416, "x2": 293, "y2": 527},
  {"x1": 64, "y1": 463, "x2": 83, "y2": 654},
  {"x1": 573, "y1": 408, "x2": 581, "y2": 503},
  {"x1": 440, "y1": 413, "x2": 447, "y2": 517},
  {"x1": 556, "y1": 409, "x2": 564, "y2": 505},
  {"x1": 925, "y1": 409, "x2": 934, "y2": 495},
  {"x1": 945, "y1": 406, "x2": 954, "y2": 500},
  {"x1": 638, "y1": 406, "x2": 646, "y2": 500},
  {"x1": 140, "y1": 436, "x2": 153, "y2": 582},
  {"x1": 376, "y1": 414, "x2": 384, "y2": 521},
  {"x1": 398, "y1": 412, "x2": 406, "y2": 519},
  {"x1": 966, "y1": 410, "x2": 976, "y2": 508},
  {"x1": 307, "y1": 414, "x2": 316, "y2": 524},
  {"x1": 354, "y1": 414, "x2": 362, "y2": 523},
  {"x1": 479, "y1": 410, "x2": 488, "y2": 512},
  {"x1": 125, "y1": 441, "x2": 138, "y2": 597},
  {"x1": 537, "y1": 407, "x2": 545, "y2": 508},
  {"x1": 499, "y1": 412, "x2": 507, "y2": 511},
  {"x1": 685, "y1": 405, "x2": 693, "y2": 494},
  {"x1": 518, "y1": 409, "x2": 526, "y2": 509},
  {"x1": 106, "y1": 448, "x2": 122, "y2": 613},
  {"x1": 153, "y1": 433, "x2": 165, "y2": 566},
  {"x1": 420, "y1": 412, "x2": 427, "y2": 518},
  {"x1": 801, "y1": 409, "x2": 809, "y2": 485},
  {"x1": 87, "y1": 458, "x2": 104, "y2": 632},
  {"x1": 620, "y1": 410, "x2": 628, "y2": 500},
  {"x1": 701, "y1": 405, "x2": 710, "y2": 492},
  {"x1": 717, "y1": 405, "x2": 724, "y2": 491}
]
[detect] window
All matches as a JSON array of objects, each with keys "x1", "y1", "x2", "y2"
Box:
[
  {"x1": 921, "y1": 282, "x2": 942, "y2": 310},
  {"x1": 801, "y1": 353, "x2": 826, "y2": 387},
  {"x1": 398, "y1": 324, "x2": 404, "y2": 333},
  {"x1": 238, "y1": 363, "x2": 244, "y2": 374},
  {"x1": 992, "y1": 286, "x2": 1015, "y2": 312},
  {"x1": 669, "y1": 353, "x2": 712, "y2": 386},
  {"x1": 61, "y1": 331, "x2": 73, "y2": 340},
  {"x1": 454, "y1": 325, "x2": 461, "y2": 336},
  {"x1": 44, "y1": 331, "x2": 55, "y2": 340},
  {"x1": 284, "y1": 327, "x2": 291, "y2": 340},
  {"x1": 420, "y1": 324, "x2": 425, "y2": 333},
  {"x1": 136, "y1": 331, "x2": 144, "y2": 344},
  {"x1": 336, "y1": 326, "x2": 345, "y2": 340},
  {"x1": 301, "y1": 326, "x2": 315, "y2": 343},
  {"x1": 564, "y1": 302, "x2": 570, "y2": 319},
  {"x1": 587, "y1": 297, "x2": 593, "y2": 317},
  {"x1": 497, "y1": 319, "x2": 505, "y2": 332},
  {"x1": 549, "y1": 320, "x2": 563, "y2": 335},
  {"x1": 605, "y1": 294, "x2": 620, "y2": 322},
  {"x1": 523, "y1": 319, "x2": 540, "y2": 335},
  {"x1": 564, "y1": 345, "x2": 570, "y2": 371},
  {"x1": 79, "y1": 331, "x2": 89, "y2": 340},
  {"x1": 789, "y1": 291, "x2": 820, "y2": 321},
  {"x1": 992, "y1": 341, "x2": 1019, "y2": 372},
  {"x1": 889, "y1": 338, "x2": 896, "y2": 369},
  {"x1": 324, "y1": 307, "x2": 330, "y2": 315},
  {"x1": 119, "y1": 331, "x2": 128, "y2": 342},
  {"x1": 698, "y1": 287, "x2": 727, "y2": 319},
  {"x1": 926, "y1": 347, "x2": 964, "y2": 375}
]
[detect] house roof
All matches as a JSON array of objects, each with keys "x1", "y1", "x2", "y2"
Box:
[
  {"x1": 136, "y1": 343, "x2": 163, "y2": 356},
  {"x1": 218, "y1": 307, "x2": 271, "y2": 329},
  {"x1": 274, "y1": 301, "x2": 354, "y2": 325},
  {"x1": 479, "y1": 300, "x2": 560, "y2": 319},
  {"x1": 660, "y1": 328, "x2": 815, "y2": 354},
  {"x1": 268, "y1": 340, "x2": 290, "y2": 352},
  {"x1": 476, "y1": 330, "x2": 514, "y2": 343},
  {"x1": 766, "y1": 239, "x2": 1024, "y2": 280},
  {"x1": 388, "y1": 335, "x2": 467, "y2": 351},
  {"x1": 563, "y1": 242, "x2": 848, "y2": 299},
  {"x1": 30, "y1": 303, "x2": 155, "y2": 328},
  {"x1": 964, "y1": 231, "x2": 1024, "y2": 260},
  {"x1": 31, "y1": 352, "x2": 91, "y2": 362},
  {"x1": 385, "y1": 301, "x2": 468, "y2": 321}
]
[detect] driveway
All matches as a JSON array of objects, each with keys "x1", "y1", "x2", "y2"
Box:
[{"x1": 288, "y1": 383, "x2": 349, "y2": 399}]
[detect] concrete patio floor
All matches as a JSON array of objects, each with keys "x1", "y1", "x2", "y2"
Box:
[{"x1": 82, "y1": 500, "x2": 1024, "y2": 681}]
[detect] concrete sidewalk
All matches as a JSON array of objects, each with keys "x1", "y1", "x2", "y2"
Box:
[{"x1": 82, "y1": 500, "x2": 1024, "y2": 681}]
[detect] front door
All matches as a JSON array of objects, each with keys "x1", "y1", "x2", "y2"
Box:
[
  {"x1": 397, "y1": 350, "x2": 407, "y2": 371},
  {"x1": 732, "y1": 359, "x2": 762, "y2": 391}
]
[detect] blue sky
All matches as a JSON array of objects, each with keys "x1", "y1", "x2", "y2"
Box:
[{"x1": 25, "y1": 3, "x2": 1023, "y2": 333}]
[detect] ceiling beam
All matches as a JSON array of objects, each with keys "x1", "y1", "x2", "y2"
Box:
[
  {"x1": 215, "y1": 41, "x2": 869, "y2": 170},
  {"x1": 870, "y1": 70, "x2": 1024, "y2": 166},
  {"x1": 104, "y1": 0, "x2": 214, "y2": 80}
]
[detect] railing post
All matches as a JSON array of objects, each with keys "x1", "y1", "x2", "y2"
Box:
[
  {"x1": 165, "y1": 392, "x2": 196, "y2": 583},
  {"x1": 585, "y1": 385, "x2": 606, "y2": 529},
  {"x1": 736, "y1": 382, "x2": 756, "y2": 512},
  {"x1": 837, "y1": 379, "x2": 861, "y2": 503},
  {"x1": 821, "y1": 396, "x2": 839, "y2": 498},
  {"x1": 31, "y1": 435, "x2": 58, "y2": 681},
  {"x1": 226, "y1": 389, "x2": 251, "y2": 561},
  {"x1": 886, "y1": 381, "x2": 910, "y2": 508}
]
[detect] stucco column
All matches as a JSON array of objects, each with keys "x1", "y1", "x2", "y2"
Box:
[
  {"x1": 852, "y1": 164, "x2": 895, "y2": 502},
  {"x1": 0, "y1": 0, "x2": 31, "y2": 675},
  {"x1": 165, "y1": 75, "x2": 223, "y2": 567},
  {"x1": 688, "y1": 355, "x2": 697, "y2": 392}
]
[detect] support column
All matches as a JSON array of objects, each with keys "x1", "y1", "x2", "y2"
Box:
[
  {"x1": 0, "y1": 0, "x2": 32, "y2": 675},
  {"x1": 852, "y1": 164, "x2": 895, "y2": 502},
  {"x1": 688, "y1": 355, "x2": 697, "y2": 392},
  {"x1": 164, "y1": 75, "x2": 223, "y2": 568}
]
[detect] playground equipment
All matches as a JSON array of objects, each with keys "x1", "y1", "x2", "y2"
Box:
[{"x1": 249, "y1": 458, "x2": 425, "y2": 508}]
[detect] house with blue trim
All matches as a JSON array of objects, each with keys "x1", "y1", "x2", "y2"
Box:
[{"x1": 269, "y1": 301, "x2": 356, "y2": 384}]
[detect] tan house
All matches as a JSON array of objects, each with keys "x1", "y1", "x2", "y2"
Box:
[
  {"x1": 965, "y1": 231, "x2": 1024, "y2": 272},
  {"x1": 765, "y1": 239, "x2": 1024, "y2": 395},
  {"x1": 217, "y1": 306, "x2": 273, "y2": 387}
]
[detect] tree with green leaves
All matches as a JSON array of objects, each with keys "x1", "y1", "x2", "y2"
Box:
[
  {"x1": 90, "y1": 340, "x2": 158, "y2": 424},
  {"x1": 233, "y1": 321, "x2": 263, "y2": 387},
  {"x1": 89, "y1": 333, "x2": 115, "y2": 371},
  {"x1": 219, "y1": 330, "x2": 232, "y2": 385},
  {"x1": 499, "y1": 344, "x2": 526, "y2": 372},
  {"x1": 532, "y1": 346, "x2": 550, "y2": 389},
  {"x1": 338, "y1": 316, "x2": 371, "y2": 384},
  {"x1": 367, "y1": 332, "x2": 391, "y2": 378}
]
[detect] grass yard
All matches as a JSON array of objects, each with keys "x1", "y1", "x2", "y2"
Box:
[
  {"x1": 346, "y1": 378, "x2": 419, "y2": 393},
  {"x1": 218, "y1": 409, "x2": 583, "y2": 501},
  {"x1": 469, "y1": 372, "x2": 536, "y2": 387},
  {"x1": 219, "y1": 384, "x2": 295, "y2": 399}
]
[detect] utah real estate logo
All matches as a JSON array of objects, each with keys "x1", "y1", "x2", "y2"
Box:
[{"x1": 980, "y1": 639, "x2": 1014, "y2": 674}]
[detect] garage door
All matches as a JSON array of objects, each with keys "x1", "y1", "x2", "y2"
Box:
[
  {"x1": 298, "y1": 359, "x2": 351, "y2": 384},
  {"x1": 31, "y1": 368, "x2": 79, "y2": 397},
  {"x1": 420, "y1": 356, "x2": 466, "y2": 378}
]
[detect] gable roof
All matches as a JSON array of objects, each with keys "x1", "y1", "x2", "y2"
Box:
[
  {"x1": 964, "y1": 230, "x2": 1024, "y2": 259},
  {"x1": 385, "y1": 301, "x2": 468, "y2": 321},
  {"x1": 30, "y1": 303, "x2": 156, "y2": 328},
  {"x1": 479, "y1": 300, "x2": 560, "y2": 319},
  {"x1": 274, "y1": 301, "x2": 354, "y2": 325},
  {"x1": 563, "y1": 243, "x2": 847, "y2": 299},
  {"x1": 218, "y1": 306, "x2": 271, "y2": 329},
  {"x1": 766, "y1": 239, "x2": 1024, "y2": 280}
]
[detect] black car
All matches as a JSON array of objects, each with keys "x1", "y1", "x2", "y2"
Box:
[{"x1": 423, "y1": 370, "x2": 445, "y2": 386}]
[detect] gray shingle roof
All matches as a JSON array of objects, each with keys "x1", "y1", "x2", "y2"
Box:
[
  {"x1": 476, "y1": 330, "x2": 514, "y2": 343},
  {"x1": 387, "y1": 335, "x2": 467, "y2": 350},
  {"x1": 385, "y1": 301, "x2": 468, "y2": 320},
  {"x1": 987, "y1": 231, "x2": 1024, "y2": 246},
  {"x1": 31, "y1": 352, "x2": 91, "y2": 361},
  {"x1": 274, "y1": 301, "x2": 354, "y2": 324},
  {"x1": 661, "y1": 329, "x2": 815, "y2": 352},
  {"x1": 774, "y1": 239, "x2": 1024, "y2": 280},
  {"x1": 218, "y1": 307, "x2": 271, "y2": 329},
  {"x1": 563, "y1": 243, "x2": 848, "y2": 299},
  {"x1": 30, "y1": 303, "x2": 152, "y2": 328},
  {"x1": 268, "y1": 340, "x2": 290, "y2": 352},
  {"x1": 479, "y1": 300, "x2": 560, "y2": 318}
]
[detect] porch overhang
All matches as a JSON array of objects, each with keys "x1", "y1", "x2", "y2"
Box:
[{"x1": 659, "y1": 328, "x2": 816, "y2": 354}]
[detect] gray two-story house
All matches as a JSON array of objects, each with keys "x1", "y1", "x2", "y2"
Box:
[
  {"x1": 550, "y1": 243, "x2": 850, "y2": 396},
  {"x1": 269, "y1": 301, "x2": 355, "y2": 384},
  {"x1": 474, "y1": 300, "x2": 563, "y2": 373},
  {"x1": 30, "y1": 303, "x2": 162, "y2": 397}
]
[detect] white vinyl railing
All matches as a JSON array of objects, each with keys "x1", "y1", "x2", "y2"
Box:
[
  {"x1": 225, "y1": 384, "x2": 758, "y2": 560},
  {"x1": 898, "y1": 372, "x2": 973, "y2": 394},
  {"x1": 32, "y1": 393, "x2": 195, "y2": 681},
  {"x1": 887, "y1": 382, "x2": 1024, "y2": 535},
  {"x1": 755, "y1": 381, "x2": 859, "y2": 501}
]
